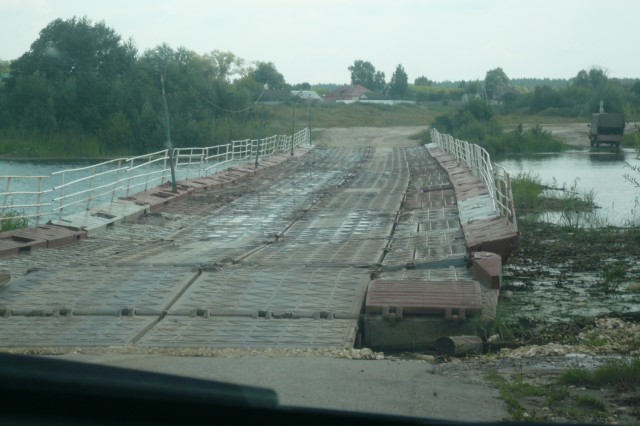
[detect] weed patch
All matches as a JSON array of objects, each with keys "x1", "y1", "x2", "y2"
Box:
[
  {"x1": 559, "y1": 358, "x2": 640, "y2": 390},
  {"x1": 0, "y1": 208, "x2": 30, "y2": 232}
]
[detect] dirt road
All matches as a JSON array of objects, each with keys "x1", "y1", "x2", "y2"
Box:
[
  {"x1": 532, "y1": 122, "x2": 637, "y2": 148},
  {"x1": 314, "y1": 126, "x2": 427, "y2": 148}
]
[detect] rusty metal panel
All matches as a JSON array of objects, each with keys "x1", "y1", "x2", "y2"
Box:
[
  {"x1": 2, "y1": 225, "x2": 86, "y2": 251},
  {"x1": 0, "y1": 233, "x2": 47, "y2": 257},
  {"x1": 463, "y1": 216, "x2": 519, "y2": 260},
  {"x1": 365, "y1": 280, "x2": 482, "y2": 317}
]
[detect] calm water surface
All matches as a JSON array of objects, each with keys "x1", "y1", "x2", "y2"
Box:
[
  {"x1": 3, "y1": 148, "x2": 640, "y2": 226},
  {"x1": 499, "y1": 148, "x2": 640, "y2": 226}
]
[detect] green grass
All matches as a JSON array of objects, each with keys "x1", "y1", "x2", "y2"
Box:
[
  {"x1": 0, "y1": 103, "x2": 447, "y2": 159},
  {"x1": 0, "y1": 209, "x2": 30, "y2": 232},
  {"x1": 575, "y1": 395, "x2": 607, "y2": 411},
  {"x1": 409, "y1": 129, "x2": 431, "y2": 144},
  {"x1": 622, "y1": 121, "x2": 640, "y2": 149},
  {"x1": 511, "y1": 171, "x2": 544, "y2": 211},
  {"x1": 512, "y1": 172, "x2": 597, "y2": 222},
  {"x1": 496, "y1": 113, "x2": 585, "y2": 127},
  {"x1": 469, "y1": 307, "x2": 525, "y2": 343},
  {"x1": 262, "y1": 102, "x2": 444, "y2": 134},
  {"x1": 487, "y1": 367, "x2": 614, "y2": 422},
  {"x1": 559, "y1": 358, "x2": 640, "y2": 390},
  {"x1": 0, "y1": 129, "x2": 103, "y2": 159},
  {"x1": 431, "y1": 101, "x2": 571, "y2": 159},
  {"x1": 486, "y1": 369, "x2": 545, "y2": 421}
]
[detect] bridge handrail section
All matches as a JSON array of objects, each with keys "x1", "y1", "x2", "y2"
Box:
[
  {"x1": 1, "y1": 128, "x2": 310, "y2": 228},
  {"x1": 430, "y1": 128, "x2": 516, "y2": 227}
]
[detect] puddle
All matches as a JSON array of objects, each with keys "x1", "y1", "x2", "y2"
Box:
[{"x1": 501, "y1": 257, "x2": 640, "y2": 322}]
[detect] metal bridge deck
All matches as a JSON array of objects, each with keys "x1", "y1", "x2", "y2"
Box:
[
  {"x1": 0, "y1": 142, "x2": 500, "y2": 350},
  {"x1": 0, "y1": 146, "x2": 408, "y2": 349}
]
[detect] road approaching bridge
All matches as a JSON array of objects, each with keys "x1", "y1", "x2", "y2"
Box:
[{"x1": 0, "y1": 127, "x2": 516, "y2": 350}]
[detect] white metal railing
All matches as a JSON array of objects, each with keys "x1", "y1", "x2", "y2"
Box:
[
  {"x1": 1, "y1": 176, "x2": 52, "y2": 228},
  {"x1": 1, "y1": 127, "x2": 310, "y2": 229},
  {"x1": 430, "y1": 128, "x2": 516, "y2": 228}
]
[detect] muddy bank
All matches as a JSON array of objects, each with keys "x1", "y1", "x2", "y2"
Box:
[
  {"x1": 477, "y1": 218, "x2": 640, "y2": 423},
  {"x1": 502, "y1": 220, "x2": 640, "y2": 325}
]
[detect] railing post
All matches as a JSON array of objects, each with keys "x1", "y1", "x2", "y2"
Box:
[
  {"x1": 203, "y1": 148, "x2": 208, "y2": 177},
  {"x1": 432, "y1": 128, "x2": 516, "y2": 228},
  {"x1": 125, "y1": 160, "x2": 133, "y2": 197},
  {"x1": 112, "y1": 160, "x2": 121, "y2": 203},
  {"x1": 35, "y1": 177, "x2": 43, "y2": 227},
  {"x1": 2, "y1": 177, "x2": 10, "y2": 213},
  {"x1": 58, "y1": 172, "x2": 65, "y2": 220}
]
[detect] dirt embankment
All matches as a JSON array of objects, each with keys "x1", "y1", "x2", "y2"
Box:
[
  {"x1": 313, "y1": 126, "x2": 427, "y2": 148},
  {"x1": 528, "y1": 122, "x2": 638, "y2": 148}
]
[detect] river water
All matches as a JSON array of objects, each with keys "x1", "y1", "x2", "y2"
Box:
[
  {"x1": 498, "y1": 148, "x2": 640, "y2": 322},
  {"x1": 498, "y1": 148, "x2": 640, "y2": 226},
  {"x1": 1, "y1": 158, "x2": 219, "y2": 225},
  {"x1": 3, "y1": 147, "x2": 640, "y2": 225}
]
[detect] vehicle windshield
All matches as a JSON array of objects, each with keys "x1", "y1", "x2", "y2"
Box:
[{"x1": 1, "y1": 1, "x2": 640, "y2": 424}]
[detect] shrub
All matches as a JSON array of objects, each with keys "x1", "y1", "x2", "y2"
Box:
[{"x1": 0, "y1": 209, "x2": 29, "y2": 232}]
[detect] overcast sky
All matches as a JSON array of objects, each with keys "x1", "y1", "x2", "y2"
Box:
[{"x1": 1, "y1": 0, "x2": 638, "y2": 84}]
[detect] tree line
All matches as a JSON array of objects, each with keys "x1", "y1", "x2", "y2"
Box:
[
  {"x1": 348, "y1": 60, "x2": 640, "y2": 119},
  {"x1": 0, "y1": 17, "x2": 290, "y2": 157},
  {"x1": 1, "y1": 17, "x2": 639, "y2": 158},
  {"x1": 411, "y1": 66, "x2": 640, "y2": 117}
]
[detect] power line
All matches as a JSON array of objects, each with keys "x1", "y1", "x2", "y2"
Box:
[{"x1": 197, "y1": 84, "x2": 268, "y2": 113}]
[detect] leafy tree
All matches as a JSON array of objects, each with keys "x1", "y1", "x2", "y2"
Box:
[
  {"x1": 588, "y1": 67, "x2": 608, "y2": 89},
  {"x1": 414, "y1": 76, "x2": 433, "y2": 86},
  {"x1": 0, "y1": 17, "x2": 300, "y2": 157},
  {"x1": 348, "y1": 60, "x2": 385, "y2": 92},
  {"x1": 6, "y1": 16, "x2": 137, "y2": 134},
  {"x1": 484, "y1": 67, "x2": 509, "y2": 100},
  {"x1": 389, "y1": 64, "x2": 409, "y2": 99},
  {"x1": 433, "y1": 98, "x2": 494, "y2": 133},
  {"x1": 570, "y1": 67, "x2": 624, "y2": 114},
  {"x1": 589, "y1": 80, "x2": 625, "y2": 113},
  {"x1": 9, "y1": 16, "x2": 136, "y2": 88},
  {"x1": 572, "y1": 69, "x2": 590, "y2": 88},
  {"x1": 432, "y1": 99, "x2": 565, "y2": 157},
  {"x1": 205, "y1": 50, "x2": 246, "y2": 82},
  {"x1": 462, "y1": 80, "x2": 482, "y2": 95},
  {"x1": 531, "y1": 85, "x2": 564, "y2": 112},
  {"x1": 249, "y1": 61, "x2": 286, "y2": 89},
  {"x1": 0, "y1": 59, "x2": 10, "y2": 85}
]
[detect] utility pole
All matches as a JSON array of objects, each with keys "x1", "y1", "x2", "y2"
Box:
[
  {"x1": 291, "y1": 92, "x2": 302, "y2": 156},
  {"x1": 254, "y1": 102, "x2": 264, "y2": 167},
  {"x1": 255, "y1": 84, "x2": 267, "y2": 168},
  {"x1": 160, "y1": 72, "x2": 177, "y2": 193},
  {"x1": 307, "y1": 98, "x2": 311, "y2": 146}
]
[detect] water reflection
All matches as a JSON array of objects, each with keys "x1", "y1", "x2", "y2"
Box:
[
  {"x1": 588, "y1": 148, "x2": 626, "y2": 163},
  {"x1": 499, "y1": 148, "x2": 640, "y2": 226}
]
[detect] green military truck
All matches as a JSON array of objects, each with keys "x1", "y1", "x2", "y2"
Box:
[{"x1": 589, "y1": 113, "x2": 625, "y2": 148}]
